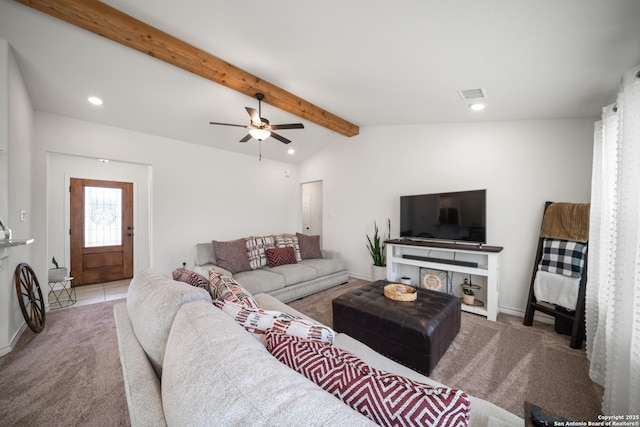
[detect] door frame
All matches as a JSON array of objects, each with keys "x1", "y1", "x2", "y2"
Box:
[
  {"x1": 69, "y1": 178, "x2": 134, "y2": 285},
  {"x1": 64, "y1": 174, "x2": 139, "y2": 284},
  {"x1": 300, "y1": 180, "x2": 323, "y2": 243}
]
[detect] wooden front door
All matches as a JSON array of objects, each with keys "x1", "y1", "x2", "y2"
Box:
[{"x1": 70, "y1": 178, "x2": 134, "y2": 286}]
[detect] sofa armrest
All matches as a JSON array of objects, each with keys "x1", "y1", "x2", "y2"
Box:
[
  {"x1": 321, "y1": 249, "x2": 341, "y2": 259},
  {"x1": 114, "y1": 301, "x2": 167, "y2": 427},
  {"x1": 192, "y1": 263, "x2": 232, "y2": 278}
]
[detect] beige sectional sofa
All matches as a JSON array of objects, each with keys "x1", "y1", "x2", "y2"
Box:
[
  {"x1": 114, "y1": 270, "x2": 522, "y2": 426},
  {"x1": 192, "y1": 238, "x2": 348, "y2": 302}
]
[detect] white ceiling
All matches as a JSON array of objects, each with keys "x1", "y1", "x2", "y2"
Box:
[{"x1": 1, "y1": 0, "x2": 640, "y2": 163}]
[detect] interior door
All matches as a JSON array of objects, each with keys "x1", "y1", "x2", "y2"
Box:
[
  {"x1": 70, "y1": 178, "x2": 133, "y2": 286},
  {"x1": 301, "y1": 181, "x2": 323, "y2": 240}
]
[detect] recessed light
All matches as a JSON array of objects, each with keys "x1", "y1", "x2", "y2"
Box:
[
  {"x1": 88, "y1": 96, "x2": 104, "y2": 106},
  {"x1": 98, "y1": 158, "x2": 110, "y2": 163},
  {"x1": 469, "y1": 103, "x2": 486, "y2": 111},
  {"x1": 287, "y1": 149, "x2": 295, "y2": 155}
]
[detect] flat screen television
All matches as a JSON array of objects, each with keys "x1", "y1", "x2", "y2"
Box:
[{"x1": 400, "y1": 189, "x2": 486, "y2": 244}]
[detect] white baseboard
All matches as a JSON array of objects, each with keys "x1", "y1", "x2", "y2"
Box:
[
  {"x1": 348, "y1": 272, "x2": 374, "y2": 281},
  {"x1": 499, "y1": 305, "x2": 555, "y2": 324},
  {"x1": 0, "y1": 321, "x2": 27, "y2": 356}
]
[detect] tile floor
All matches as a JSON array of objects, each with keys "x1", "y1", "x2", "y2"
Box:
[{"x1": 47, "y1": 279, "x2": 131, "y2": 310}]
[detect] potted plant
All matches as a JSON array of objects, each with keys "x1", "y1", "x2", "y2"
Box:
[
  {"x1": 366, "y1": 219, "x2": 390, "y2": 281},
  {"x1": 462, "y1": 287, "x2": 475, "y2": 305},
  {"x1": 48, "y1": 256, "x2": 68, "y2": 282}
]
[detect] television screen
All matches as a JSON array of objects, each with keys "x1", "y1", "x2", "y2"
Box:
[{"x1": 400, "y1": 189, "x2": 486, "y2": 243}]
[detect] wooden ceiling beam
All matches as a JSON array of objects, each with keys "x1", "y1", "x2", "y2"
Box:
[{"x1": 15, "y1": 0, "x2": 359, "y2": 137}]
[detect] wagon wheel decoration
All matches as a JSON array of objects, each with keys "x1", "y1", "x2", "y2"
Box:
[{"x1": 14, "y1": 263, "x2": 46, "y2": 333}]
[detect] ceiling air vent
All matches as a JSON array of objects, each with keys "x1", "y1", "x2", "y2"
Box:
[{"x1": 457, "y1": 88, "x2": 487, "y2": 101}]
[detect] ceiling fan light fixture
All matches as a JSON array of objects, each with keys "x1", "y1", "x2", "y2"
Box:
[{"x1": 249, "y1": 128, "x2": 271, "y2": 141}]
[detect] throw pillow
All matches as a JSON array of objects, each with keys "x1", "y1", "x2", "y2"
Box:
[
  {"x1": 172, "y1": 268, "x2": 210, "y2": 292},
  {"x1": 274, "y1": 234, "x2": 302, "y2": 262},
  {"x1": 538, "y1": 238, "x2": 587, "y2": 278},
  {"x1": 214, "y1": 299, "x2": 335, "y2": 344},
  {"x1": 296, "y1": 233, "x2": 322, "y2": 259},
  {"x1": 265, "y1": 247, "x2": 297, "y2": 267},
  {"x1": 209, "y1": 270, "x2": 259, "y2": 308},
  {"x1": 267, "y1": 331, "x2": 470, "y2": 427},
  {"x1": 245, "y1": 235, "x2": 276, "y2": 270},
  {"x1": 211, "y1": 239, "x2": 251, "y2": 274}
]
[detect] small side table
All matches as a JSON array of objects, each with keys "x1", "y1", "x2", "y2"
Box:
[{"x1": 48, "y1": 276, "x2": 76, "y2": 309}]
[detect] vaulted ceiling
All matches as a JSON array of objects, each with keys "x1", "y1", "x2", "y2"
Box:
[{"x1": 1, "y1": 0, "x2": 640, "y2": 163}]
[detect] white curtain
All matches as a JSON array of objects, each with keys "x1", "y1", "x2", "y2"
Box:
[{"x1": 587, "y1": 65, "x2": 640, "y2": 414}]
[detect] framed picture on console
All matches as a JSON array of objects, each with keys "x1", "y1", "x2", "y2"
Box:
[{"x1": 419, "y1": 268, "x2": 450, "y2": 294}]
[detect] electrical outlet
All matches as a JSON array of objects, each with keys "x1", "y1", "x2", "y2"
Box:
[{"x1": 20, "y1": 210, "x2": 26, "y2": 221}]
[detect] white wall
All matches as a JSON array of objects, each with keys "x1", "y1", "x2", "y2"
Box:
[
  {"x1": 0, "y1": 41, "x2": 35, "y2": 355},
  {"x1": 298, "y1": 119, "x2": 594, "y2": 315},
  {"x1": 33, "y1": 112, "x2": 299, "y2": 279}
]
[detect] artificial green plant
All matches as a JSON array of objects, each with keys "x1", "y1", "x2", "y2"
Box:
[{"x1": 366, "y1": 219, "x2": 390, "y2": 267}]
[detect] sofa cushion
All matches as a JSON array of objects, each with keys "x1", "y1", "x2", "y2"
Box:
[
  {"x1": 194, "y1": 242, "x2": 216, "y2": 266},
  {"x1": 265, "y1": 263, "x2": 318, "y2": 286},
  {"x1": 233, "y1": 269, "x2": 286, "y2": 294},
  {"x1": 171, "y1": 268, "x2": 210, "y2": 292},
  {"x1": 214, "y1": 299, "x2": 335, "y2": 344},
  {"x1": 274, "y1": 234, "x2": 302, "y2": 262},
  {"x1": 161, "y1": 300, "x2": 375, "y2": 427},
  {"x1": 267, "y1": 331, "x2": 471, "y2": 427},
  {"x1": 299, "y1": 258, "x2": 348, "y2": 277},
  {"x1": 297, "y1": 233, "x2": 323, "y2": 259},
  {"x1": 266, "y1": 247, "x2": 297, "y2": 267},
  {"x1": 208, "y1": 270, "x2": 259, "y2": 308},
  {"x1": 212, "y1": 239, "x2": 251, "y2": 274},
  {"x1": 245, "y1": 235, "x2": 275, "y2": 270},
  {"x1": 126, "y1": 270, "x2": 211, "y2": 377}
]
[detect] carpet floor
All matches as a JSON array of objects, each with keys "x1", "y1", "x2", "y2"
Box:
[
  {"x1": 289, "y1": 278, "x2": 604, "y2": 421},
  {"x1": 0, "y1": 300, "x2": 130, "y2": 427}
]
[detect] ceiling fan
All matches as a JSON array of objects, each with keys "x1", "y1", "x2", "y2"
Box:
[{"x1": 209, "y1": 93, "x2": 304, "y2": 145}]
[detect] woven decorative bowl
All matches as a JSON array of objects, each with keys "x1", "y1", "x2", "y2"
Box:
[{"x1": 384, "y1": 283, "x2": 417, "y2": 301}]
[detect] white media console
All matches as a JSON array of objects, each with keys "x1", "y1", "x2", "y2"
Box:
[{"x1": 385, "y1": 239, "x2": 503, "y2": 321}]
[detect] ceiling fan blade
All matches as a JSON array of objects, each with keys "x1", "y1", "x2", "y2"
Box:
[
  {"x1": 209, "y1": 121, "x2": 248, "y2": 128},
  {"x1": 245, "y1": 107, "x2": 261, "y2": 125},
  {"x1": 239, "y1": 134, "x2": 252, "y2": 143},
  {"x1": 271, "y1": 123, "x2": 304, "y2": 130},
  {"x1": 270, "y1": 132, "x2": 291, "y2": 144}
]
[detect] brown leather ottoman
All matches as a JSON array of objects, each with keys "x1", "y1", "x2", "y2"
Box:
[{"x1": 332, "y1": 280, "x2": 461, "y2": 376}]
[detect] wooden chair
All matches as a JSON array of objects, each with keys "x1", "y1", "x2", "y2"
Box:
[{"x1": 523, "y1": 202, "x2": 589, "y2": 349}]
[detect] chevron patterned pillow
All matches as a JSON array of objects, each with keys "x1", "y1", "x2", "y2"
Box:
[
  {"x1": 266, "y1": 331, "x2": 470, "y2": 427},
  {"x1": 265, "y1": 247, "x2": 298, "y2": 267}
]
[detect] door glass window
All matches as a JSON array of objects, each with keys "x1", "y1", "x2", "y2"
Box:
[{"x1": 84, "y1": 186, "x2": 122, "y2": 247}]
